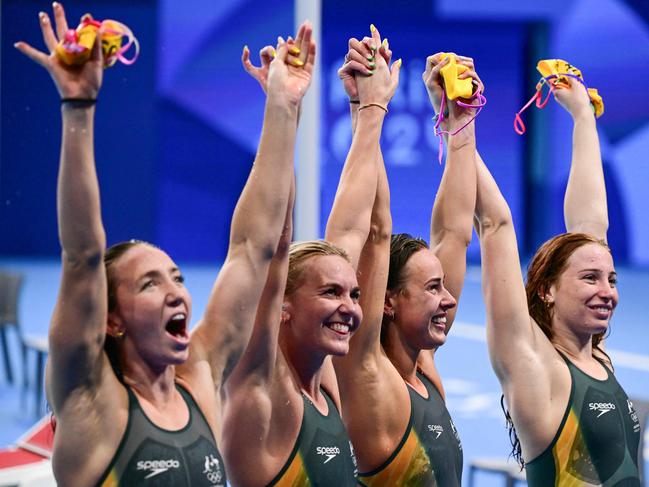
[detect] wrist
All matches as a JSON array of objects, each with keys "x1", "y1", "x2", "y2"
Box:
[{"x1": 571, "y1": 106, "x2": 596, "y2": 123}]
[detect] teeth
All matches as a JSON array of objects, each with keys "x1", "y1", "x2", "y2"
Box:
[
  {"x1": 171, "y1": 313, "x2": 186, "y2": 321},
  {"x1": 431, "y1": 316, "x2": 447, "y2": 324},
  {"x1": 328, "y1": 323, "x2": 350, "y2": 333},
  {"x1": 593, "y1": 307, "x2": 609, "y2": 312}
]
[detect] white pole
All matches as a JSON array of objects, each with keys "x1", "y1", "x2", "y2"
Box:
[{"x1": 294, "y1": 0, "x2": 321, "y2": 240}]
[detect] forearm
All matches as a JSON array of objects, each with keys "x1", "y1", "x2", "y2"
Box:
[
  {"x1": 564, "y1": 111, "x2": 608, "y2": 239},
  {"x1": 474, "y1": 152, "x2": 513, "y2": 235},
  {"x1": 229, "y1": 96, "x2": 298, "y2": 257},
  {"x1": 325, "y1": 106, "x2": 385, "y2": 267},
  {"x1": 57, "y1": 105, "x2": 106, "y2": 260},
  {"x1": 431, "y1": 123, "x2": 476, "y2": 248}
]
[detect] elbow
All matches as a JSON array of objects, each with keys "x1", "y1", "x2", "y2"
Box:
[
  {"x1": 368, "y1": 214, "x2": 392, "y2": 245},
  {"x1": 476, "y1": 210, "x2": 513, "y2": 239}
]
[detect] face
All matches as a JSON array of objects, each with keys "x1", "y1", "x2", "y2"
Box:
[
  {"x1": 284, "y1": 255, "x2": 362, "y2": 357},
  {"x1": 547, "y1": 243, "x2": 618, "y2": 337},
  {"x1": 109, "y1": 245, "x2": 192, "y2": 367},
  {"x1": 389, "y1": 249, "x2": 457, "y2": 350}
]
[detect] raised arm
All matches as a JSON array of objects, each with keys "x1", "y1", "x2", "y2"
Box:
[
  {"x1": 325, "y1": 26, "x2": 400, "y2": 270},
  {"x1": 474, "y1": 152, "x2": 554, "y2": 383},
  {"x1": 425, "y1": 53, "x2": 478, "y2": 329},
  {"x1": 186, "y1": 24, "x2": 314, "y2": 390},
  {"x1": 16, "y1": 5, "x2": 110, "y2": 412},
  {"x1": 557, "y1": 77, "x2": 608, "y2": 240}
]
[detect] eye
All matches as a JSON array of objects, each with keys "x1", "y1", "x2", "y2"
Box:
[
  {"x1": 609, "y1": 276, "x2": 618, "y2": 287},
  {"x1": 140, "y1": 279, "x2": 155, "y2": 291},
  {"x1": 351, "y1": 289, "x2": 361, "y2": 302},
  {"x1": 323, "y1": 287, "x2": 337, "y2": 296},
  {"x1": 174, "y1": 274, "x2": 185, "y2": 284},
  {"x1": 427, "y1": 283, "x2": 440, "y2": 294},
  {"x1": 582, "y1": 274, "x2": 596, "y2": 282}
]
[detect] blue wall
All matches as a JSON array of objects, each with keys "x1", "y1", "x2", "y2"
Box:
[{"x1": 2, "y1": 0, "x2": 649, "y2": 266}]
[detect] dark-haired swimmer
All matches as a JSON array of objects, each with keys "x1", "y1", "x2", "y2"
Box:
[
  {"x1": 327, "y1": 46, "x2": 482, "y2": 486},
  {"x1": 15, "y1": 4, "x2": 313, "y2": 485}
]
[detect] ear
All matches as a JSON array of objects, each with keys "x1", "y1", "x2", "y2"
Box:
[
  {"x1": 281, "y1": 301, "x2": 292, "y2": 324},
  {"x1": 106, "y1": 312, "x2": 125, "y2": 338},
  {"x1": 384, "y1": 290, "x2": 396, "y2": 318},
  {"x1": 539, "y1": 285, "x2": 555, "y2": 305}
]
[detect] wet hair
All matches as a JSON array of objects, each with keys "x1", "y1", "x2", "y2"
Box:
[
  {"x1": 103, "y1": 239, "x2": 159, "y2": 380},
  {"x1": 285, "y1": 240, "x2": 349, "y2": 297},
  {"x1": 505, "y1": 232, "x2": 613, "y2": 468},
  {"x1": 381, "y1": 233, "x2": 429, "y2": 342}
]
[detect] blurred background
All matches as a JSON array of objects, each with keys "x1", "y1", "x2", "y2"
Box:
[{"x1": 1, "y1": 0, "x2": 648, "y2": 485}]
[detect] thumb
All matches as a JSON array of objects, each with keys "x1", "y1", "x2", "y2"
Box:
[
  {"x1": 275, "y1": 36, "x2": 288, "y2": 63},
  {"x1": 90, "y1": 27, "x2": 104, "y2": 65},
  {"x1": 391, "y1": 58, "x2": 402, "y2": 89}
]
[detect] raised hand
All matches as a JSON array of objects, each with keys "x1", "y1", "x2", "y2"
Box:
[
  {"x1": 265, "y1": 21, "x2": 316, "y2": 107},
  {"x1": 14, "y1": 3, "x2": 103, "y2": 100},
  {"x1": 552, "y1": 76, "x2": 593, "y2": 119},
  {"x1": 354, "y1": 26, "x2": 400, "y2": 107},
  {"x1": 338, "y1": 34, "x2": 392, "y2": 102},
  {"x1": 423, "y1": 53, "x2": 484, "y2": 131}
]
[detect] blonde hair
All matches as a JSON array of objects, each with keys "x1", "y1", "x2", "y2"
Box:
[{"x1": 285, "y1": 240, "x2": 349, "y2": 297}]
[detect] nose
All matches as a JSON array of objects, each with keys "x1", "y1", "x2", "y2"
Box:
[
  {"x1": 339, "y1": 294, "x2": 362, "y2": 322},
  {"x1": 442, "y1": 288, "x2": 457, "y2": 310},
  {"x1": 164, "y1": 279, "x2": 186, "y2": 308}
]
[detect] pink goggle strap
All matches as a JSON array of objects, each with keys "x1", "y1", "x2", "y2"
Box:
[
  {"x1": 514, "y1": 73, "x2": 588, "y2": 135},
  {"x1": 102, "y1": 20, "x2": 140, "y2": 66},
  {"x1": 434, "y1": 89, "x2": 487, "y2": 164}
]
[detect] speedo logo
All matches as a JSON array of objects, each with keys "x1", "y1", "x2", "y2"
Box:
[
  {"x1": 427, "y1": 424, "x2": 444, "y2": 438},
  {"x1": 589, "y1": 402, "x2": 616, "y2": 418},
  {"x1": 137, "y1": 459, "x2": 180, "y2": 479},
  {"x1": 316, "y1": 446, "x2": 340, "y2": 464}
]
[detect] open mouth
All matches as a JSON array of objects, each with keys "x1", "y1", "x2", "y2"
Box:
[
  {"x1": 324, "y1": 322, "x2": 352, "y2": 335},
  {"x1": 165, "y1": 313, "x2": 188, "y2": 339},
  {"x1": 430, "y1": 314, "x2": 447, "y2": 329}
]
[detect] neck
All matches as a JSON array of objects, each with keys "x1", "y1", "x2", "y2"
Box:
[
  {"x1": 551, "y1": 323, "x2": 595, "y2": 362},
  {"x1": 118, "y1": 351, "x2": 177, "y2": 403},
  {"x1": 382, "y1": 323, "x2": 422, "y2": 386},
  {"x1": 279, "y1": 335, "x2": 325, "y2": 398}
]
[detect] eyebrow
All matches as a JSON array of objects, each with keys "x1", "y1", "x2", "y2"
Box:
[
  {"x1": 578, "y1": 268, "x2": 617, "y2": 276},
  {"x1": 137, "y1": 267, "x2": 180, "y2": 282}
]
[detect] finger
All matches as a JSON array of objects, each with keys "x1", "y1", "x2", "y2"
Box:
[
  {"x1": 361, "y1": 36, "x2": 377, "y2": 54},
  {"x1": 89, "y1": 26, "x2": 103, "y2": 64},
  {"x1": 457, "y1": 55, "x2": 475, "y2": 69},
  {"x1": 295, "y1": 20, "x2": 312, "y2": 64},
  {"x1": 369, "y1": 24, "x2": 382, "y2": 50},
  {"x1": 259, "y1": 45, "x2": 276, "y2": 67},
  {"x1": 275, "y1": 36, "x2": 289, "y2": 62},
  {"x1": 52, "y1": 2, "x2": 69, "y2": 41},
  {"x1": 303, "y1": 39, "x2": 316, "y2": 76},
  {"x1": 81, "y1": 13, "x2": 94, "y2": 23},
  {"x1": 339, "y1": 60, "x2": 373, "y2": 77},
  {"x1": 427, "y1": 53, "x2": 445, "y2": 67},
  {"x1": 377, "y1": 39, "x2": 391, "y2": 65},
  {"x1": 39, "y1": 12, "x2": 58, "y2": 53},
  {"x1": 14, "y1": 41, "x2": 49, "y2": 67},
  {"x1": 345, "y1": 49, "x2": 373, "y2": 70},
  {"x1": 391, "y1": 58, "x2": 402, "y2": 90},
  {"x1": 348, "y1": 37, "x2": 373, "y2": 60}
]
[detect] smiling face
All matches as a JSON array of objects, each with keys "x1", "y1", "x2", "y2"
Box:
[
  {"x1": 388, "y1": 248, "x2": 457, "y2": 350},
  {"x1": 547, "y1": 243, "x2": 618, "y2": 338},
  {"x1": 108, "y1": 244, "x2": 192, "y2": 368},
  {"x1": 283, "y1": 254, "x2": 362, "y2": 357}
]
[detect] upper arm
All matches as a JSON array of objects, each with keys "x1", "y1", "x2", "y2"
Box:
[{"x1": 48, "y1": 252, "x2": 109, "y2": 413}]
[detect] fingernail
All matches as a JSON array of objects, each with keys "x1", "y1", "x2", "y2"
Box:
[
  {"x1": 270, "y1": 47, "x2": 277, "y2": 58},
  {"x1": 52, "y1": 2, "x2": 59, "y2": 7},
  {"x1": 395, "y1": 58, "x2": 402, "y2": 68},
  {"x1": 368, "y1": 61, "x2": 375, "y2": 68},
  {"x1": 366, "y1": 54, "x2": 374, "y2": 60},
  {"x1": 382, "y1": 38, "x2": 388, "y2": 47},
  {"x1": 243, "y1": 44, "x2": 249, "y2": 52},
  {"x1": 292, "y1": 58, "x2": 304, "y2": 67},
  {"x1": 289, "y1": 45, "x2": 300, "y2": 55},
  {"x1": 370, "y1": 24, "x2": 376, "y2": 33},
  {"x1": 13, "y1": 42, "x2": 20, "y2": 48},
  {"x1": 368, "y1": 68, "x2": 376, "y2": 75}
]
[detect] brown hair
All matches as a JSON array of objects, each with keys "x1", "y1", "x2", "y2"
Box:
[
  {"x1": 381, "y1": 233, "x2": 429, "y2": 342},
  {"x1": 103, "y1": 240, "x2": 158, "y2": 379},
  {"x1": 525, "y1": 232, "x2": 610, "y2": 349},
  {"x1": 285, "y1": 240, "x2": 349, "y2": 297}
]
